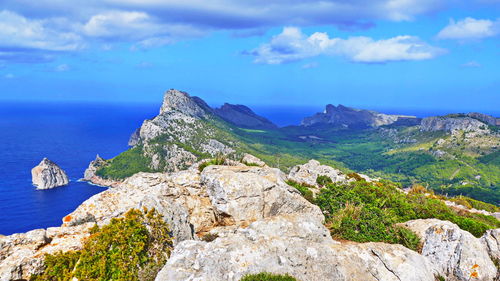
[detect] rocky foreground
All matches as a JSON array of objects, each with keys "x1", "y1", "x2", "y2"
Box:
[{"x1": 2, "y1": 157, "x2": 499, "y2": 281}]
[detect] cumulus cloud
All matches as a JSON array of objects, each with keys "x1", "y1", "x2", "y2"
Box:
[
  {"x1": 437, "y1": 17, "x2": 500, "y2": 40},
  {"x1": 247, "y1": 27, "x2": 445, "y2": 64},
  {"x1": 0, "y1": 10, "x2": 82, "y2": 51}
]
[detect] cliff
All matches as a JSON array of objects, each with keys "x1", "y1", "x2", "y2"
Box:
[
  {"x1": 301, "y1": 104, "x2": 418, "y2": 128},
  {"x1": 31, "y1": 158, "x2": 69, "y2": 189}
]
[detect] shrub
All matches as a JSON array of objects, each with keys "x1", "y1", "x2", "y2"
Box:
[
  {"x1": 31, "y1": 208, "x2": 172, "y2": 281},
  {"x1": 408, "y1": 184, "x2": 430, "y2": 195},
  {"x1": 96, "y1": 146, "x2": 153, "y2": 179},
  {"x1": 346, "y1": 172, "x2": 365, "y2": 182},
  {"x1": 286, "y1": 180, "x2": 315, "y2": 203},
  {"x1": 316, "y1": 175, "x2": 333, "y2": 186},
  {"x1": 240, "y1": 272, "x2": 298, "y2": 281},
  {"x1": 198, "y1": 155, "x2": 227, "y2": 172}
]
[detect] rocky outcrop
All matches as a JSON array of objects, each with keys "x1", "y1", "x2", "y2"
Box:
[
  {"x1": 288, "y1": 159, "x2": 348, "y2": 187},
  {"x1": 0, "y1": 223, "x2": 93, "y2": 281},
  {"x1": 400, "y1": 219, "x2": 497, "y2": 281},
  {"x1": 213, "y1": 103, "x2": 277, "y2": 130},
  {"x1": 481, "y1": 229, "x2": 500, "y2": 262},
  {"x1": 31, "y1": 158, "x2": 69, "y2": 189},
  {"x1": 241, "y1": 153, "x2": 266, "y2": 167},
  {"x1": 160, "y1": 89, "x2": 210, "y2": 118},
  {"x1": 301, "y1": 104, "x2": 417, "y2": 128},
  {"x1": 83, "y1": 154, "x2": 106, "y2": 181},
  {"x1": 201, "y1": 165, "x2": 324, "y2": 225},
  {"x1": 467, "y1": 112, "x2": 499, "y2": 126},
  {"x1": 421, "y1": 116, "x2": 489, "y2": 134},
  {"x1": 157, "y1": 214, "x2": 437, "y2": 281}
]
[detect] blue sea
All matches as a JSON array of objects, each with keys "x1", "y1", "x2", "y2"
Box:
[
  {"x1": 1, "y1": 102, "x2": 497, "y2": 235},
  {"x1": 0, "y1": 102, "x2": 159, "y2": 235}
]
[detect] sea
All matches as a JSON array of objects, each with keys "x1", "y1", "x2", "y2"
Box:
[{"x1": 0, "y1": 102, "x2": 498, "y2": 235}]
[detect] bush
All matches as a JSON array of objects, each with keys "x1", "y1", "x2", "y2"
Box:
[
  {"x1": 198, "y1": 155, "x2": 227, "y2": 172},
  {"x1": 240, "y1": 272, "x2": 298, "y2": 281},
  {"x1": 31, "y1": 208, "x2": 173, "y2": 281},
  {"x1": 316, "y1": 180, "x2": 499, "y2": 250},
  {"x1": 286, "y1": 180, "x2": 315, "y2": 203},
  {"x1": 316, "y1": 175, "x2": 333, "y2": 186}
]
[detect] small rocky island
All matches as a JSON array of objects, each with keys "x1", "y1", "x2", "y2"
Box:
[{"x1": 31, "y1": 158, "x2": 69, "y2": 189}]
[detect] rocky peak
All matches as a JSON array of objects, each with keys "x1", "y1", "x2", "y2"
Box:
[
  {"x1": 467, "y1": 112, "x2": 499, "y2": 126},
  {"x1": 159, "y1": 89, "x2": 210, "y2": 118},
  {"x1": 31, "y1": 158, "x2": 69, "y2": 190},
  {"x1": 213, "y1": 103, "x2": 277, "y2": 130},
  {"x1": 83, "y1": 154, "x2": 106, "y2": 181},
  {"x1": 420, "y1": 115, "x2": 490, "y2": 134},
  {"x1": 301, "y1": 104, "x2": 416, "y2": 128}
]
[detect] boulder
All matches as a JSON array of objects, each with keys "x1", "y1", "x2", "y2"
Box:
[
  {"x1": 288, "y1": 159, "x2": 348, "y2": 187},
  {"x1": 201, "y1": 165, "x2": 324, "y2": 225},
  {"x1": 241, "y1": 153, "x2": 266, "y2": 167},
  {"x1": 31, "y1": 158, "x2": 69, "y2": 189},
  {"x1": 400, "y1": 219, "x2": 497, "y2": 281},
  {"x1": 156, "y1": 214, "x2": 436, "y2": 281},
  {"x1": 481, "y1": 229, "x2": 500, "y2": 261}
]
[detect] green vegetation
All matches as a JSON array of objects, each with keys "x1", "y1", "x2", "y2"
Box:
[
  {"x1": 315, "y1": 179, "x2": 500, "y2": 251},
  {"x1": 96, "y1": 146, "x2": 152, "y2": 180},
  {"x1": 450, "y1": 195, "x2": 500, "y2": 212},
  {"x1": 286, "y1": 180, "x2": 315, "y2": 203},
  {"x1": 31, "y1": 208, "x2": 172, "y2": 281},
  {"x1": 198, "y1": 155, "x2": 227, "y2": 172},
  {"x1": 240, "y1": 272, "x2": 298, "y2": 281}
]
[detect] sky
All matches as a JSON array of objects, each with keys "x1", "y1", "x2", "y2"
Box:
[{"x1": 0, "y1": 0, "x2": 499, "y2": 114}]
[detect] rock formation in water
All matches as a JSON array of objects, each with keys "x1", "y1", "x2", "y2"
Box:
[
  {"x1": 213, "y1": 103, "x2": 277, "y2": 130},
  {"x1": 83, "y1": 155, "x2": 105, "y2": 181},
  {"x1": 301, "y1": 104, "x2": 418, "y2": 128},
  {"x1": 31, "y1": 158, "x2": 69, "y2": 189}
]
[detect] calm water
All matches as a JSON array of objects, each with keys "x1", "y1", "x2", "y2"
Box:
[{"x1": 0, "y1": 102, "x2": 159, "y2": 235}]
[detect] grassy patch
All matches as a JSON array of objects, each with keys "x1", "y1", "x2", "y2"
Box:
[
  {"x1": 96, "y1": 146, "x2": 153, "y2": 180},
  {"x1": 240, "y1": 273, "x2": 298, "y2": 281}
]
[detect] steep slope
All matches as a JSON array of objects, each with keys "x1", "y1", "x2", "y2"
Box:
[{"x1": 213, "y1": 103, "x2": 277, "y2": 130}]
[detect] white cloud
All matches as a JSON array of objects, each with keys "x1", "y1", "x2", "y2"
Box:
[
  {"x1": 437, "y1": 17, "x2": 500, "y2": 40},
  {"x1": 249, "y1": 27, "x2": 445, "y2": 64},
  {"x1": 0, "y1": 10, "x2": 83, "y2": 51}
]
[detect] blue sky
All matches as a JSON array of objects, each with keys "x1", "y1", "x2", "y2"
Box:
[{"x1": 0, "y1": 0, "x2": 499, "y2": 114}]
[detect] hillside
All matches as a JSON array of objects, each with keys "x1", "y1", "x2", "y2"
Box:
[{"x1": 95, "y1": 89, "x2": 500, "y2": 204}]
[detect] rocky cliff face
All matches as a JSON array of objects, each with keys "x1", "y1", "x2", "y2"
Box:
[
  {"x1": 421, "y1": 115, "x2": 490, "y2": 134},
  {"x1": 301, "y1": 104, "x2": 417, "y2": 128},
  {"x1": 213, "y1": 103, "x2": 277, "y2": 130},
  {"x1": 31, "y1": 158, "x2": 69, "y2": 189},
  {"x1": 3, "y1": 155, "x2": 500, "y2": 281},
  {"x1": 467, "y1": 112, "x2": 499, "y2": 126}
]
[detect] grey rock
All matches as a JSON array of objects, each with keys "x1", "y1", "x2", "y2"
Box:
[
  {"x1": 156, "y1": 214, "x2": 436, "y2": 281},
  {"x1": 31, "y1": 158, "x2": 69, "y2": 189},
  {"x1": 481, "y1": 229, "x2": 500, "y2": 262},
  {"x1": 288, "y1": 159, "x2": 348, "y2": 188},
  {"x1": 160, "y1": 89, "x2": 209, "y2": 118},
  {"x1": 467, "y1": 112, "x2": 499, "y2": 126},
  {"x1": 241, "y1": 153, "x2": 266, "y2": 167},
  {"x1": 201, "y1": 165, "x2": 324, "y2": 225},
  {"x1": 301, "y1": 104, "x2": 417, "y2": 128},
  {"x1": 421, "y1": 116, "x2": 489, "y2": 134},
  {"x1": 83, "y1": 154, "x2": 106, "y2": 181},
  {"x1": 400, "y1": 219, "x2": 497, "y2": 281}
]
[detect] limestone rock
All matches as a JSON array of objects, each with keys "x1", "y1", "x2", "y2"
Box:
[
  {"x1": 201, "y1": 165, "x2": 324, "y2": 225},
  {"x1": 160, "y1": 89, "x2": 210, "y2": 117},
  {"x1": 288, "y1": 159, "x2": 348, "y2": 187},
  {"x1": 156, "y1": 214, "x2": 436, "y2": 281},
  {"x1": 400, "y1": 219, "x2": 497, "y2": 281},
  {"x1": 83, "y1": 154, "x2": 106, "y2": 181},
  {"x1": 301, "y1": 104, "x2": 417, "y2": 128},
  {"x1": 241, "y1": 153, "x2": 266, "y2": 167},
  {"x1": 481, "y1": 229, "x2": 500, "y2": 261},
  {"x1": 421, "y1": 116, "x2": 489, "y2": 134},
  {"x1": 31, "y1": 158, "x2": 69, "y2": 189}
]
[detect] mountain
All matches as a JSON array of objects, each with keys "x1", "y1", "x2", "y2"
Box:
[
  {"x1": 93, "y1": 89, "x2": 499, "y2": 205},
  {"x1": 213, "y1": 103, "x2": 277, "y2": 130},
  {"x1": 301, "y1": 104, "x2": 420, "y2": 128}
]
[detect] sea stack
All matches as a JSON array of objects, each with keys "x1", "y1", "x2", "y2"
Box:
[{"x1": 31, "y1": 158, "x2": 69, "y2": 189}]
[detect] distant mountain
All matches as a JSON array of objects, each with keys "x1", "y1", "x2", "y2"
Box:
[
  {"x1": 213, "y1": 103, "x2": 277, "y2": 130},
  {"x1": 301, "y1": 104, "x2": 420, "y2": 128},
  {"x1": 421, "y1": 113, "x2": 498, "y2": 133}
]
